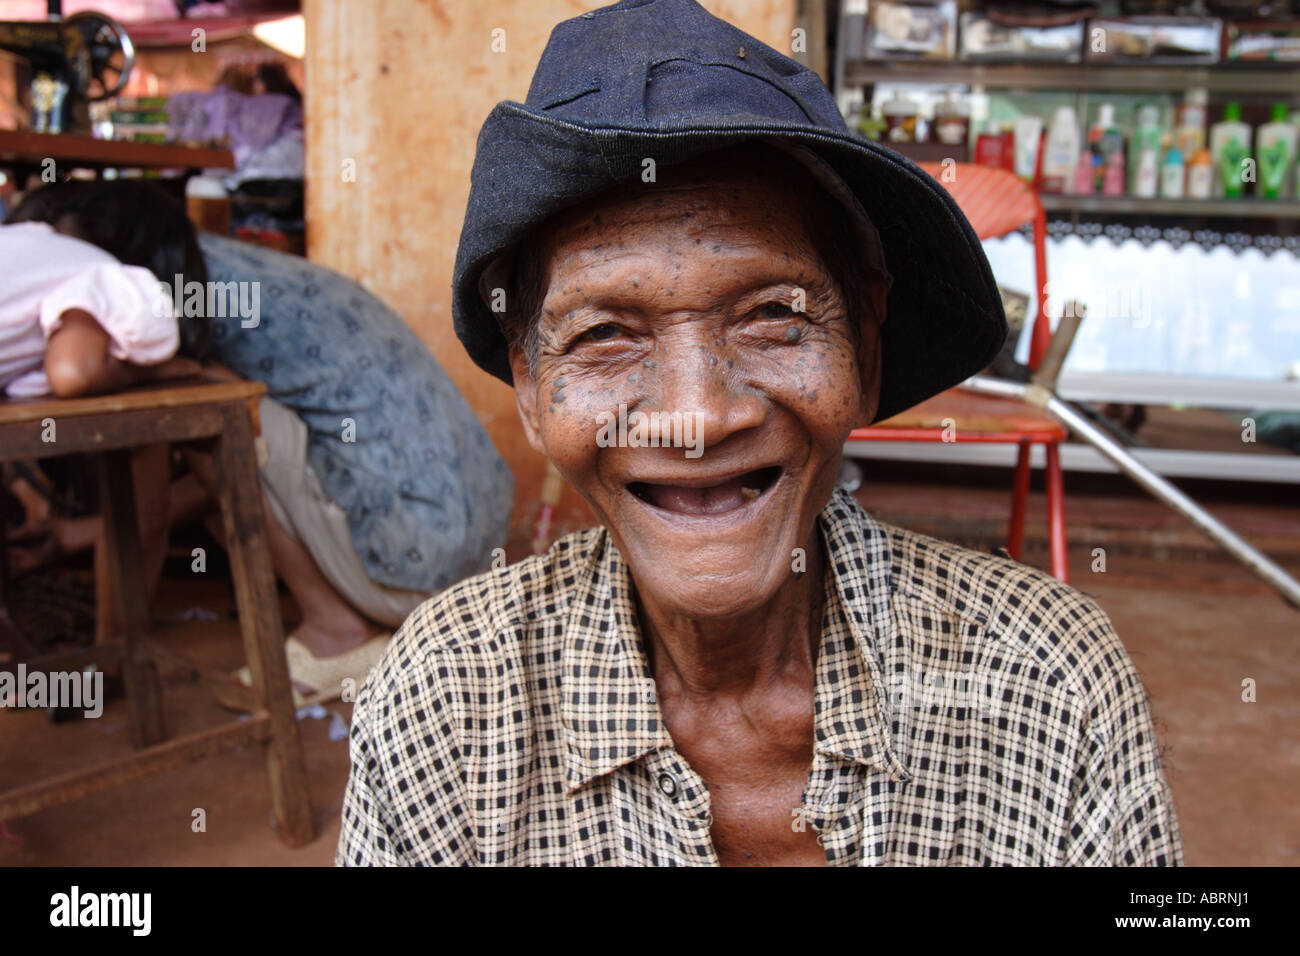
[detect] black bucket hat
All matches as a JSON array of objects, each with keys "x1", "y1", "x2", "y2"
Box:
[{"x1": 452, "y1": 0, "x2": 1007, "y2": 422}]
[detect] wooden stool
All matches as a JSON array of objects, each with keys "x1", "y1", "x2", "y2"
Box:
[{"x1": 0, "y1": 378, "x2": 315, "y2": 846}]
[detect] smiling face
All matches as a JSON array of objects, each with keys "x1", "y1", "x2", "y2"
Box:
[{"x1": 508, "y1": 147, "x2": 885, "y2": 621}]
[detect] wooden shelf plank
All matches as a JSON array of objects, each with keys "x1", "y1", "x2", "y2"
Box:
[
  {"x1": 1040, "y1": 194, "x2": 1300, "y2": 220},
  {"x1": 845, "y1": 61, "x2": 1300, "y2": 96},
  {"x1": 844, "y1": 440, "x2": 1300, "y2": 483},
  {"x1": 0, "y1": 129, "x2": 233, "y2": 170}
]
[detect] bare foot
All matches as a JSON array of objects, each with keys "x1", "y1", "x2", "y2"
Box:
[{"x1": 291, "y1": 618, "x2": 372, "y2": 660}]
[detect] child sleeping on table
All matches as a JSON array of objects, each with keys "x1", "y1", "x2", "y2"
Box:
[
  {"x1": 1, "y1": 190, "x2": 206, "y2": 398},
  {"x1": 2, "y1": 183, "x2": 210, "y2": 663}
]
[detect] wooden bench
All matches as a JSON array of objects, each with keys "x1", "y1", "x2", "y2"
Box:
[{"x1": 0, "y1": 378, "x2": 315, "y2": 846}]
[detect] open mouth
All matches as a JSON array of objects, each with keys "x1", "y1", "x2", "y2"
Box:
[{"x1": 628, "y1": 466, "x2": 781, "y2": 516}]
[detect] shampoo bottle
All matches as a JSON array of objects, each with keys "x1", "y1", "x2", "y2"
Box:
[
  {"x1": 1041, "y1": 106, "x2": 1080, "y2": 195},
  {"x1": 1131, "y1": 105, "x2": 1162, "y2": 198},
  {"x1": 1293, "y1": 109, "x2": 1300, "y2": 199},
  {"x1": 1072, "y1": 150, "x2": 1097, "y2": 195},
  {"x1": 1087, "y1": 103, "x2": 1125, "y2": 193},
  {"x1": 1187, "y1": 147, "x2": 1214, "y2": 200},
  {"x1": 1103, "y1": 152, "x2": 1126, "y2": 197},
  {"x1": 1160, "y1": 140, "x2": 1185, "y2": 199},
  {"x1": 1209, "y1": 102, "x2": 1252, "y2": 199},
  {"x1": 1256, "y1": 103, "x2": 1297, "y2": 200},
  {"x1": 1013, "y1": 114, "x2": 1044, "y2": 183},
  {"x1": 1175, "y1": 87, "x2": 1208, "y2": 158}
]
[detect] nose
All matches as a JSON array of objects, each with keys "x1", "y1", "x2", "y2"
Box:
[{"x1": 643, "y1": 332, "x2": 766, "y2": 453}]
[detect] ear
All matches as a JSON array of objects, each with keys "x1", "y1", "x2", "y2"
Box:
[
  {"x1": 853, "y1": 305, "x2": 885, "y2": 429},
  {"x1": 509, "y1": 347, "x2": 547, "y2": 456},
  {"x1": 854, "y1": 351, "x2": 881, "y2": 428}
]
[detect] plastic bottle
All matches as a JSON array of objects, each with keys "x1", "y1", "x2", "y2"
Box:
[
  {"x1": 1041, "y1": 106, "x2": 1080, "y2": 195},
  {"x1": 1256, "y1": 102, "x2": 1297, "y2": 200},
  {"x1": 1013, "y1": 115, "x2": 1044, "y2": 183},
  {"x1": 1208, "y1": 102, "x2": 1252, "y2": 199},
  {"x1": 1176, "y1": 87, "x2": 1208, "y2": 158},
  {"x1": 1087, "y1": 103, "x2": 1126, "y2": 193},
  {"x1": 1187, "y1": 147, "x2": 1214, "y2": 199},
  {"x1": 1293, "y1": 109, "x2": 1300, "y2": 198},
  {"x1": 1131, "y1": 105, "x2": 1162, "y2": 198},
  {"x1": 1072, "y1": 149, "x2": 1097, "y2": 195},
  {"x1": 1160, "y1": 139, "x2": 1185, "y2": 199},
  {"x1": 1103, "y1": 151, "x2": 1127, "y2": 196}
]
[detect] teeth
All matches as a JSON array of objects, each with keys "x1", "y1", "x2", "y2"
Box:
[{"x1": 741, "y1": 486, "x2": 760, "y2": 500}]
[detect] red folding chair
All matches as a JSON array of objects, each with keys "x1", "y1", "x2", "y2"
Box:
[{"x1": 848, "y1": 162, "x2": 1069, "y2": 581}]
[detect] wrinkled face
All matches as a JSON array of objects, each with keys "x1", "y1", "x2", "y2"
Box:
[{"x1": 510, "y1": 152, "x2": 884, "y2": 621}]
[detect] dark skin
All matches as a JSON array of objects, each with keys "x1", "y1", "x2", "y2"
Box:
[
  {"x1": 510, "y1": 152, "x2": 885, "y2": 866},
  {"x1": 36, "y1": 314, "x2": 379, "y2": 663},
  {"x1": 40, "y1": 307, "x2": 200, "y2": 648},
  {"x1": 44, "y1": 307, "x2": 201, "y2": 398},
  {"x1": 42, "y1": 226, "x2": 378, "y2": 660}
]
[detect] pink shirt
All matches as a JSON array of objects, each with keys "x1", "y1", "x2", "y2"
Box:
[{"x1": 0, "y1": 221, "x2": 179, "y2": 397}]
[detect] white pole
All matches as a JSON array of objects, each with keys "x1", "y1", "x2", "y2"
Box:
[{"x1": 959, "y1": 375, "x2": 1300, "y2": 610}]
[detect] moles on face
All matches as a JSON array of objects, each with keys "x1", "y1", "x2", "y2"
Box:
[{"x1": 509, "y1": 148, "x2": 884, "y2": 622}]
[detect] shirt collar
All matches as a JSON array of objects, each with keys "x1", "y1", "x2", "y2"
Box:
[
  {"x1": 561, "y1": 487, "x2": 909, "y2": 794},
  {"x1": 811, "y1": 488, "x2": 911, "y2": 782},
  {"x1": 561, "y1": 527, "x2": 672, "y2": 793}
]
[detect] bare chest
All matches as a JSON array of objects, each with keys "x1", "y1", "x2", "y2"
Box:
[
  {"x1": 662, "y1": 700, "x2": 828, "y2": 866},
  {"x1": 705, "y1": 768, "x2": 828, "y2": 866}
]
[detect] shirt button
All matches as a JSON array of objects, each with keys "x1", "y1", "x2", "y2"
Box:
[{"x1": 657, "y1": 773, "x2": 678, "y2": 797}]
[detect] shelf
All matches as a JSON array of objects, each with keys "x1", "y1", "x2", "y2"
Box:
[
  {"x1": 1040, "y1": 194, "x2": 1300, "y2": 219},
  {"x1": 1056, "y1": 372, "x2": 1300, "y2": 411},
  {"x1": 844, "y1": 440, "x2": 1300, "y2": 484},
  {"x1": 0, "y1": 130, "x2": 233, "y2": 170},
  {"x1": 844, "y1": 61, "x2": 1300, "y2": 96},
  {"x1": 865, "y1": 143, "x2": 1300, "y2": 219}
]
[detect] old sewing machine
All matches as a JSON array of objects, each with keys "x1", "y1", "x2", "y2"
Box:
[{"x1": 0, "y1": 8, "x2": 134, "y2": 135}]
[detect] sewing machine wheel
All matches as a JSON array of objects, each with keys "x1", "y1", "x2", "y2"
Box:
[{"x1": 66, "y1": 11, "x2": 135, "y2": 101}]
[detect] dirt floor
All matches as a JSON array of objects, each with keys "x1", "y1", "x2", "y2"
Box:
[{"x1": 1, "y1": 475, "x2": 1297, "y2": 866}]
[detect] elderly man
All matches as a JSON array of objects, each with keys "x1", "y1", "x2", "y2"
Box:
[{"x1": 337, "y1": 0, "x2": 1182, "y2": 866}]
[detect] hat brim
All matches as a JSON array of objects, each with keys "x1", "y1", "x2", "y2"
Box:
[{"x1": 452, "y1": 102, "x2": 1007, "y2": 423}]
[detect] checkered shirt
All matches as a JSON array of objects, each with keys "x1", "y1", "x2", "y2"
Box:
[{"x1": 337, "y1": 487, "x2": 1183, "y2": 866}]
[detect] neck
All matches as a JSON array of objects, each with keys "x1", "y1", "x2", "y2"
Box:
[{"x1": 636, "y1": 529, "x2": 826, "y2": 700}]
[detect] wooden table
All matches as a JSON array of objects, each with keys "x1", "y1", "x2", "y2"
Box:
[
  {"x1": 0, "y1": 129, "x2": 234, "y2": 171},
  {"x1": 0, "y1": 378, "x2": 314, "y2": 846}
]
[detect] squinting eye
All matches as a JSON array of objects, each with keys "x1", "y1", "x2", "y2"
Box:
[
  {"x1": 757, "y1": 301, "x2": 795, "y2": 319},
  {"x1": 581, "y1": 323, "x2": 621, "y2": 342}
]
